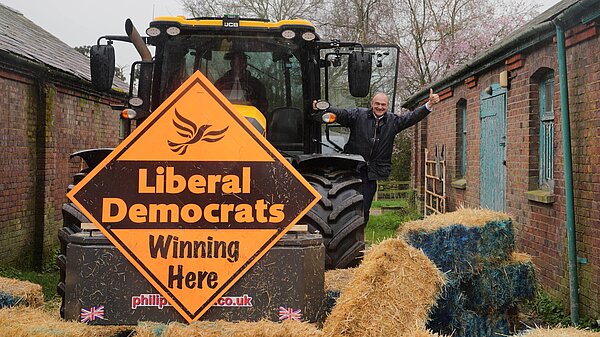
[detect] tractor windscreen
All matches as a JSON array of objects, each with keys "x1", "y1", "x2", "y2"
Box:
[
  {"x1": 159, "y1": 35, "x2": 306, "y2": 151},
  {"x1": 159, "y1": 35, "x2": 303, "y2": 111}
]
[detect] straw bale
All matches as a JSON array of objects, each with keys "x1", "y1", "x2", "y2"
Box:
[
  {"x1": 400, "y1": 212, "x2": 514, "y2": 275},
  {"x1": 463, "y1": 253, "x2": 536, "y2": 313},
  {"x1": 322, "y1": 238, "x2": 445, "y2": 337},
  {"x1": 323, "y1": 268, "x2": 357, "y2": 314},
  {"x1": 0, "y1": 306, "x2": 129, "y2": 337},
  {"x1": 324, "y1": 268, "x2": 356, "y2": 292},
  {"x1": 517, "y1": 327, "x2": 600, "y2": 336},
  {"x1": 133, "y1": 319, "x2": 323, "y2": 337},
  {"x1": 455, "y1": 309, "x2": 510, "y2": 337},
  {"x1": 0, "y1": 276, "x2": 44, "y2": 308},
  {"x1": 399, "y1": 208, "x2": 511, "y2": 233},
  {"x1": 323, "y1": 290, "x2": 341, "y2": 316},
  {"x1": 426, "y1": 279, "x2": 464, "y2": 334},
  {"x1": 410, "y1": 327, "x2": 448, "y2": 337}
]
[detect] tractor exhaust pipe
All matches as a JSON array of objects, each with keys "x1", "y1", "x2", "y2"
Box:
[
  {"x1": 125, "y1": 19, "x2": 153, "y2": 121},
  {"x1": 125, "y1": 19, "x2": 152, "y2": 61}
]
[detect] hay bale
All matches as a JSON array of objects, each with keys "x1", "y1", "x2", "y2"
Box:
[
  {"x1": 427, "y1": 253, "x2": 536, "y2": 335},
  {"x1": 455, "y1": 309, "x2": 510, "y2": 337},
  {"x1": 133, "y1": 319, "x2": 323, "y2": 337},
  {"x1": 324, "y1": 268, "x2": 355, "y2": 293},
  {"x1": 323, "y1": 268, "x2": 356, "y2": 315},
  {"x1": 0, "y1": 292, "x2": 20, "y2": 308},
  {"x1": 322, "y1": 238, "x2": 446, "y2": 337},
  {"x1": 399, "y1": 209, "x2": 514, "y2": 275},
  {"x1": 426, "y1": 279, "x2": 464, "y2": 335},
  {"x1": 411, "y1": 329, "x2": 448, "y2": 337},
  {"x1": 517, "y1": 327, "x2": 600, "y2": 336},
  {"x1": 323, "y1": 290, "x2": 341, "y2": 316},
  {"x1": 0, "y1": 306, "x2": 129, "y2": 337},
  {"x1": 400, "y1": 208, "x2": 511, "y2": 231},
  {"x1": 463, "y1": 253, "x2": 536, "y2": 313},
  {"x1": 0, "y1": 276, "x2": 43, "y2": 308}
]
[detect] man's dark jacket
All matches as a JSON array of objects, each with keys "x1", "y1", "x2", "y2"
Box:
[{"x1": 329, "y1": 105, "x2": 430, "y2": 180}]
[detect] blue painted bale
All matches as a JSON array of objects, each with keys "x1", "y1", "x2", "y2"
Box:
[
  {"x1": 403, "y1": 219, "x2": 514, "y2": 275},
  {"x1": 0, "y1": 292, "x2": 19, "y2": 308},
  {"x1": 455, "y1": 309, "x2": 510, "y2": 337},
  {"x1": 426, "y1": 279, "x2": 464, "y2": 335},
  {"x1": 463, "y1": 253, "x2": 536, "y2": 313},
  {"x1": 323, "y1": 290, "x2": 341, "y2": 316}
]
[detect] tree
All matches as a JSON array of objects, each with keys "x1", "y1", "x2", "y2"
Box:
[
  {"x1": 114, "y1": 65, "x2": 127, "y2": 82},
  {"x1": 180, "y1": 0, "x2": 326, "y2": 22},
  {"x1": 179, "y1": 0, "x2": 541, "y2": 183},
  {"x1": 74, "y1": 45, "x2": 91, "y2": 57},
  {"x1": 75, "y1": 45, "x2": 127, "y2": 82}
]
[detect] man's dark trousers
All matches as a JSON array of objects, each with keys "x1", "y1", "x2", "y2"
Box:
[{"x1": 360, "y1": 167, "x2": 377, "y2": 224}]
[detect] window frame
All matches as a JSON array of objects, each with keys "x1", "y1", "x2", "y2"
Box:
[{"x1": 538, "y1": 71, "x2": 555, "y2": 192}]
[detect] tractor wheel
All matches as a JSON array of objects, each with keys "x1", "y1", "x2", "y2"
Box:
[{"x1": 301, "y1": 168, "x2": 365, "y2": 269}]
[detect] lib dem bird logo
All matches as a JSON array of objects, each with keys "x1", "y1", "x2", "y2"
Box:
[{"x1": 167, "y1": 108, "x2": 229, "y2": 155}]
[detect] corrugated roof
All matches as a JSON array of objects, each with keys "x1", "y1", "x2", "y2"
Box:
[{"x1": 0, "y1": 3, "x2": 127, "y2": 90}]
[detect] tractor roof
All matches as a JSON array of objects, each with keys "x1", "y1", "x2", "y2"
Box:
[{"x1": 149, "y1": 16, "x2": 318, "y2": 39}]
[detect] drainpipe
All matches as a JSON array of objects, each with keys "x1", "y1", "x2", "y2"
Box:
[{"x1": 552, "y1": 18, "x2": 579, "y2": 326}]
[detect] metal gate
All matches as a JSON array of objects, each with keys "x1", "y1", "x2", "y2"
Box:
[
  {"x1": 479, "y1": 84, "x2": 507, "y2": 211},
  {"x1": 424, "y1": 144, "x2": 446, "y2": 216}
]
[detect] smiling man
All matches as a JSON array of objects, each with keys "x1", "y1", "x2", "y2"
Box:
[{"x1": 322, "y1": 89, "x2": 440, "y2": 223}]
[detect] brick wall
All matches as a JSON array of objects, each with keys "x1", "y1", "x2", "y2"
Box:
[
  {"x1": 0, "y1": 69, "x2": 122, "y2": 267},
  {"x1": 409, "y1": 25, "x2": 600, "y2": 318}
]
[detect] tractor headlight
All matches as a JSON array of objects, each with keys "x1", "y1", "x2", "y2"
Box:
[{"x1": 281, "y1": 29, "x2": 296, "y2": 39}]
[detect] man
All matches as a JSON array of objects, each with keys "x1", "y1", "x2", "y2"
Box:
[
  {"x1": 214, "y1": 51, "x2": 268, "y2": 114},
  {"x1": 319, "y1": 89, "x2": 440, "y2": 223}
]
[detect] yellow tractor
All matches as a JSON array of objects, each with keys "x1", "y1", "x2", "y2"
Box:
[{"x1": 58, "y1": 14, "x2": 399, "y2": 320}]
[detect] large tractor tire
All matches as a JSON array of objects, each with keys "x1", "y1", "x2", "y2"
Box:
[
  {"x1": 57, "y1": 149, "x2": 112, "y2": 318},
  {"x1": 301, "y1": 168, "x2": 365, "y2": 269}
]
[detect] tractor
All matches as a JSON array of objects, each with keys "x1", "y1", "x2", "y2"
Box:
[{"x1": 57, "y1": 15, "x2": 399, "y2": 319}]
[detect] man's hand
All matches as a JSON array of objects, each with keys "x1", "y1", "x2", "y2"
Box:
[{"x1": 428, "y1": 88, "x2": 440, "y2": 106}]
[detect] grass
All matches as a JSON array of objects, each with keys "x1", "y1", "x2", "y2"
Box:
[
  {"x1": 371, "y1": 198, "x2": 411, "y2": 209},
  {"x1": 0, "y1": 247, "x2": 60, "y2": 302},
  {"x1": 366, "y1": 198, "x2": 422, "y2": 244},
  {"x1": 521, "y1": 290, "x2": 600, "y2": 331}
]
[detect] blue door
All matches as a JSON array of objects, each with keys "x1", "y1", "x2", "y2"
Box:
[{"x1": 480, "y1": 84, "x2": 507, "y2": 211}]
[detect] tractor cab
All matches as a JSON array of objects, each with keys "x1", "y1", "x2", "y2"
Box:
[{"x1": 90, "y1": 15, "x2": 399, "y2": 156}]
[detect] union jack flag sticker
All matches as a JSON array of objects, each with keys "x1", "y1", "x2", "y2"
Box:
[
  {"x1": 80, "y1": 305, "x2": 105, "y2": 323},
  {"x1": 278, "y1": 306, "x2": 302, "y2": 321}
]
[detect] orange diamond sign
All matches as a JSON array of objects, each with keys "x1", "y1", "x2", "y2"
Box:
[{"x1": 67, "y1": 71, "x2": 320, "y2": 323}]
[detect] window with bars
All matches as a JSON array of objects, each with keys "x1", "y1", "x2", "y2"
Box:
[{"x1": 539, "y1": 72, "x2": 554, "y2": 191}]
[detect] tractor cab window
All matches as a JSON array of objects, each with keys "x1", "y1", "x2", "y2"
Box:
[{"x1": 159, "y1": 35, "x2": 305, "y2": 151}]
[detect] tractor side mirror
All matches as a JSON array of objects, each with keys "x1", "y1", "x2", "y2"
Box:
[
  {"x1": 90, "y1": 43, "x2": 116, "y2": 92},
  {"x1": 348, "y1": 51, "x2": 372, "y2": 97}
]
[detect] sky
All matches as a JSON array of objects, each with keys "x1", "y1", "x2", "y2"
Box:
[{"x1": 1, "y1": 0, "x2": 562, "y2": 74}]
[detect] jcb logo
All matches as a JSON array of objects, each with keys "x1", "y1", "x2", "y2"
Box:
[{"x1": 224, "y1": 22, "x2": 239, "y2": 28}]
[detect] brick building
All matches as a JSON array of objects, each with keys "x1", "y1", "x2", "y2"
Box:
[
  {"x1": 0, "y1": 4, "x2": 126, "y2": 267},
  {"x1": 403, "y1": 0, "x2": 599, "y2": 319}
]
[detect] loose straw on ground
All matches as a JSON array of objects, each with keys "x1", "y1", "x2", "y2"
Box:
[
  {"x1": 134, "y1": 319, "x2": 323, "y2": 337},
  {"x1": 0, "y1": 306, "x2": 128, "y2": 337},
  {"x1": 517, "y1": 327, "x2": 600, "y2": 336}
]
